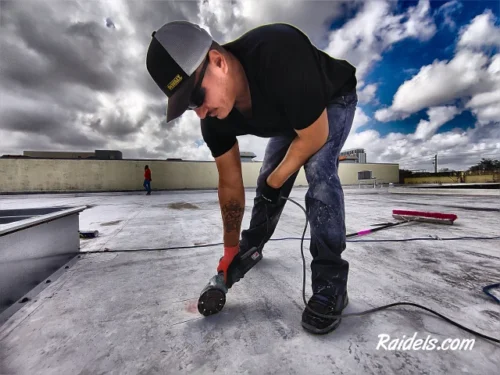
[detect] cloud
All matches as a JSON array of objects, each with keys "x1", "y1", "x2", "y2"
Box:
[
  {"x1": 351, "y1": 107, "x2": 370, "y2": 132},
  {"x1": 357, "y1": 84, "x2": 378, "y2": 104},
  {"x1": 0, "y1": 88, "x2": 106, "y2": 149},
  {"x1": 0, "y1": 0, "x2": 195, "y2": 157},
  {"x1": 325, "y1": 0, "x2": 436, "y2": 80},
  {"x1": 374, "y1": 108, "x2": 400, "y2": 123},
  {"x1": 151, "y1": 111, "x2": 212, "y2": 161},
  {"x1": 197, "y1": 0, "x2": 345, "y2": 47},
  {"x1": 457, "y1": 10, "x2": 500, "y2": 49},
  {"x1": 374, "y1": 49, "x2": 492, "y2": 121},
  {"x1": 343, "y1": 121, "x2": 498, "y2": 172},
  {"x1": 236, "y1": 136, "x2": 268, "y2": 162},
  {"x1": 413, "y1": 106, "x2": 461, "y2": 141},
  {"x1": 343, "y1": 104, "x2": 497, "y2": 171}
]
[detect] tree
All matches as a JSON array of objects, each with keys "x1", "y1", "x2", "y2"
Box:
[{"x1": 468, "y1": 158, "x2": 500, "y2": 172}]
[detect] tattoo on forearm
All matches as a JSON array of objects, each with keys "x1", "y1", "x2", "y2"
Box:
[{"x1": 221, "y1": 199, "x2": 244, "y2": 233}]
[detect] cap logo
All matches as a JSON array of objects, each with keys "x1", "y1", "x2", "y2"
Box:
[{"x1": 167, "y1": 74, "x2": 183, "y2": 91}]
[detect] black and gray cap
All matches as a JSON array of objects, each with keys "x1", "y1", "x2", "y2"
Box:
[{"x1": 146, "y1": 21, "x2": 213, "y2": 123}]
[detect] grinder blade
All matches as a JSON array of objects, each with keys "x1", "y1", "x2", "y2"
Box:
[
  {"x1": 198, "y1": 288, "x2": 226, "y2": 316},
  {"x1": 197, "y1": 273, "x2": 228, "y2": 316}
]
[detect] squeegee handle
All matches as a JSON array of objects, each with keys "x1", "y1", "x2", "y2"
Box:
[{"x1": 346, "y1": 221, "x2": 405, "y2": 238}]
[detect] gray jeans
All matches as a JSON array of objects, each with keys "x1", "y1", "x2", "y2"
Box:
[{"x1": 240, "y1": 89, "x2": 358, "y2": 297}]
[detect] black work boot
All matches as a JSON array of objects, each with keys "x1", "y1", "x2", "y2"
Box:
[{"x1": 301, "y1": 291, "x2": 349, "y2": 334}]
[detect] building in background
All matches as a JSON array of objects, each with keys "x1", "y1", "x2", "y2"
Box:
[
  {"x1": 20, "y1": 150, "x2": 123, "y2": 160},
  {"x1": 240, "y1": 151, "x2": 257, "y2": 163},
  {"x1": 340, "y1": 148, "x2": 367, "y2": 163}
]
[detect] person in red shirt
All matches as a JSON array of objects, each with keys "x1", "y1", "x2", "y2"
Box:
[{"x1": 144, "y1": 165, "x2": 152, "y2": 195}]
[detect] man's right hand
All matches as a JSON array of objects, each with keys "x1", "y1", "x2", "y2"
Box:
[
  {"x1": 261, "y1": 180, "x2": 281, "y2": 205},
  {"x1": 217, "y1": 244, "x2": 240, "y2": 284}
]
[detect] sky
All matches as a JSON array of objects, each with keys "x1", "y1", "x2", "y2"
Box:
[{"x1": 0, "y1": 0, "x2": 499, "y2": 172}]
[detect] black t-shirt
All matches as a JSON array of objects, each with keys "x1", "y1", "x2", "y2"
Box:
[{"x1": 201, "y1": 23, "x2": 356, "y2": 158}]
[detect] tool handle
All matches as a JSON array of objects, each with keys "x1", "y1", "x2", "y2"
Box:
[{"x1": 346, "y1": 221, "x2": 405, "y2": 238}]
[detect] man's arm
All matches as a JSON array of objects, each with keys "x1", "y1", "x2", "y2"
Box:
[
  {"x1": 214, "y1": 141, "x2": 245, "y2": 247},
  {"x1": 267, "y1": 108, "x2": 329, "y2": 188}
]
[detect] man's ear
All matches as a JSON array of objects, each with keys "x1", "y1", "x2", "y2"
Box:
[{"x1": 209, "y1": 49, "x2": 228, "y2": 74}]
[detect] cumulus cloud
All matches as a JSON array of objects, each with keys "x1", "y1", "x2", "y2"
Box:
[
  {"x1": 343, "y1": 121, "x2": 497, "y2": 172},
  {"x1": 151, "y1": 111, "x2": 213, "y2": 161},
  {"x1": 375, "y1": 9, "x2": 500, "y2": 123},
  {"x1": 197, "y1": 0, "x2": 345, "y2": 47},
  {"x1": 413, "y1": 106, "x2": 461, "y2": 141},
  {"x1": 357, "y1": 84, "x2": 378, "y2": 104},
  {"x1": 457, "y1": 10, "x2": 500, "y2": 49},
  {"x1": 374, "y1": 49, "x2": 492, "y2": 120},
  {"x1": 351, "y1": 108, "x2": 370, "y2": 132},
  {"x1": 325, "y1": 0, "x2": 436, "y2": 80}
]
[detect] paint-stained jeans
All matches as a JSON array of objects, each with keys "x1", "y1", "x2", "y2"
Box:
[{"x1": 239, "y1": 89, "x2": 358, "y2": 297}]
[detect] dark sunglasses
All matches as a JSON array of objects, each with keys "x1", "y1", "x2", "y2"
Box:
[{"x1": 188, "y1": 55, "x2": 210, "y2": 110}]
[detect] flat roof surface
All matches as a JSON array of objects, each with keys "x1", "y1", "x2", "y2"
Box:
[{"x1": 1, "y1": 187, "x2": 499, "y2": 374}]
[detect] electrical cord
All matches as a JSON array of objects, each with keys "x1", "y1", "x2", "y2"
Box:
[
  {"x1": 483, "y1": 283, "x2": 500, "y2": 304},
  {"x1": 282, "y1": 196, "x2": 500, "y2": 344},
  {"x1": 82, "y1": 235, "x2": 500, "y2": 254},
  {"x1": 272, "y1": 236, "x2": 500, "y2": 243}
]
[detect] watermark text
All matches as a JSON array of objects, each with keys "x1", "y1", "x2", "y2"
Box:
[{"x1": 376, "y1": 333, "x2": 475, "y2": 351}]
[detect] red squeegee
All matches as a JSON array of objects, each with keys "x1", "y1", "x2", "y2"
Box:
[{"x1": 392, "y1": 210, "x2": 457, "y2": 225}]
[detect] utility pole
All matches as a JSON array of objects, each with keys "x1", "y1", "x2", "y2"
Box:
[{"x1": 434, "y1": 154, "x2": 438, "y2": 173}]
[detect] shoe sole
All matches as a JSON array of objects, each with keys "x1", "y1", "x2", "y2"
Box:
[
  {"x1": 301, "y1": 294, "x2": 349, "y2": 335},
  {"x1": 301, "y1": 318, "x2": 342, "y2": 334}
]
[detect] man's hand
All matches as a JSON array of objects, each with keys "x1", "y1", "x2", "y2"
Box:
[
  {"x1": 261, "y1": 179, "x2": 281, "y2": 205},
  {"x1": 217, "y1": 244, "x2": 240, "y2": 284}
]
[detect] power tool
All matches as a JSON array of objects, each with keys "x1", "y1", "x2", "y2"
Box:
[{"x1": 197, "y1": 246, "x2": 263, "y2": 316}]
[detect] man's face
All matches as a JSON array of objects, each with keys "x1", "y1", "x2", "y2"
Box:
[{"x1": 192, "y1": 50, "x2": 234, "y2": 120}]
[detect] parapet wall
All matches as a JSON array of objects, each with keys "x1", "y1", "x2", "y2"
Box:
[{"x1": 0, "y1": 159, "x2": 399, "y2": 193}]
